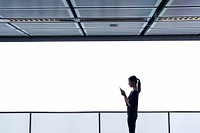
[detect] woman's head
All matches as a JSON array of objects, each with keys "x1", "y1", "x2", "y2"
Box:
[
  {"x1": 128, "y1": 75, "x2": 141, "y2": 93},
  {"x1": 128, "y1": 75, "x2": 137, "y2": 87}
]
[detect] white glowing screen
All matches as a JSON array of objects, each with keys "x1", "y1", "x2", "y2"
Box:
[{"x1": 0, "y1": 41, "x2": 199, "y2": 111}]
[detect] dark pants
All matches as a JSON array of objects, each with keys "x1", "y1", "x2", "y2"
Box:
[{"x1": 127, "y1": 113, "x2": 138, "y2": 133}]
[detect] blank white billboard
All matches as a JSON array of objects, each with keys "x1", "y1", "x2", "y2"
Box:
[{"x1": 0, "y1": 41, "x2": 199, "y2": 111}]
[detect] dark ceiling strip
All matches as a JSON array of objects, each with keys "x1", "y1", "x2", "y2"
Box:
[
  {"x1": 73, "y1": 7, "x2": 157, "y2": 9},
  {"x1": 0, "y1": 35, "x2": 199, "y2": 42},
  {"x1": 8, "y1": 23, "x2": 31, "y2": 37},
  {"x1": 0, "y1": 7, "x2": 69, "y2": 10},
  {"x1": 140, "y1": 0, "x2": 170, "y2": 36},
  {"x1": 165, "y1": 6, "x2": 200, "y2": 8},
  {"x1": 72, "y1": 5, "x2": 200, "y2": 9},
  {"x1": 81, "y1": 18, "x2": 148, "y2": 22},
  {"x1": 66, "y1": 0, "x2": 86, "y2": 36},
  {"x1": 1, "y1": 17, "x2": 147, "y2": 23}
]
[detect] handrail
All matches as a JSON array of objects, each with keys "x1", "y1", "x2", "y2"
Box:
[
  {"x1": 0, "y1": 111, "x2": 200, "y2": 133},
  {"x1": 0, "y1": 111, "x2": 200, "y2": 113}
]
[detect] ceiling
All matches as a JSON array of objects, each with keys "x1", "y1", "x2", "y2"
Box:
[{"x1": 0, "y1": 0, "x2": 200, "y2": 41}]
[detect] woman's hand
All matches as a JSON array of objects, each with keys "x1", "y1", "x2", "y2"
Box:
[
  {"x1": 120, "y1": 88, "x2": 126, "y2": 96},
  {"x1": 120, "y1": 87, "x2": 131, "y2": 106}
]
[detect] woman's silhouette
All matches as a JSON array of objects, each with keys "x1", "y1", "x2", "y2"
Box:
[{"x1": 120, "y1": 75, "x2": 141, "y2": 133}]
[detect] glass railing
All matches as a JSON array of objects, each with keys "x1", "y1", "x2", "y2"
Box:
[{"x1": 0, "y1": 111, "x2": 200, "y2": 133}]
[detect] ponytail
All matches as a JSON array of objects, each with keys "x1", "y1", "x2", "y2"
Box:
[{"x1": 137, "y1": 78, "x2": 141, "y2": 93}]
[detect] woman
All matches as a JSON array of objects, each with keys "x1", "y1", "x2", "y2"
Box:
[{"x1": 120, "y1": 75, "x2": 141, "y2": 133}]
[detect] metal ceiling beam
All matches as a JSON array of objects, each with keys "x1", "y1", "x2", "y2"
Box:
[
  {"x1": 7, "y1": 23, "x2": 31, "y2": 37},
  {"x1": 0, "y1": 35, "x2": 199, "y2": 42},
  {"x1": 140, "y1": 0, "x2": 170, "y2": 36},
  {"x1": 66, "y1": 0, "x2": 86, "y2": 36}
]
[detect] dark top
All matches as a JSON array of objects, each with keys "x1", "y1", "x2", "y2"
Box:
[{"x1": 127, "y1": 90, "x2": 139, "y2": 115}]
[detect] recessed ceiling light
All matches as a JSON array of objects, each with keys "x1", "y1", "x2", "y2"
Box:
[
  {"x1": 109, "y1": 24, "x2": 118, "y2": 27},
  {"x1": 158, "y1": 17, "x2": 200, "y2": 21}
]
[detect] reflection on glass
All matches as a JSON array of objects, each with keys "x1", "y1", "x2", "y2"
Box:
[
  {"x1": 0, "y1": 113, "x2": 29, "y2": 133},
  {"x1": 1, "y1": 112, "x2": 200, "y2": 133},
  {"x1": 101, "y1": 112, "x2": 168, "y2": 133},
  {"x1": 170, "y1": 113, "x2": 200, "y2": 133},
  {"x1": 32, "y1": 113, "x2": 99, "y2": 133},
  {"x1": 137, "y1": 113, "x2": 168, "y2": 133},
  {"x1": 101, "y1": 113, "x2": 128, "y2": 133}
]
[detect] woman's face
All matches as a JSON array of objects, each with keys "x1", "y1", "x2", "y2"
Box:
[{"x1": 128, "y1": 79, "x2": 136, "y2": 88}]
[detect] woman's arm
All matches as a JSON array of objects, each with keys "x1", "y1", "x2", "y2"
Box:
[
  {"x1": 123, "y1": 94, "x2": 131, "y2": 107},
  {"x1": 120, "y1": 88, "x2": 131, "y2": 106}
]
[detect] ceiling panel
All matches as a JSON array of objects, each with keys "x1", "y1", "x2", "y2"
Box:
[
  {"x1": 0, "y1": 0, "x2": 199, "y2": 38},
  {"x1": 0, "y1": 28, "x2": 27, "y2": 36},
  {"x1": 71, "y1": 0, "x2": 162, "y2": 7},
  {"x1": 146, "y1": 28, "x2": 200, "y2": 35},
  {"x1": 13, "y1": 23, "x2": 79, "y2": 29},
  {"x1": 167, "y1": 0, "x2": 200, "y2": 6},
  {"x1": 75, "y1": 8, "x2": 156, "y2": 18},
  {"x1": 24, "y1": 29, "x2": 83, "y2": 36},
  {"x1": 0, "y1": 9, "x2": 72, "y2": 18},
  {"x1": 160, "y1": 7, "x2": 200, "y2": 17},
  {"x1": 0, "y1": 0, "x2": 68, "y2": 8},
  {"x1": 0, "y1": 23, "x2": 12, "y2": 29},
  {"x1": 81, "y1": 22, "x2": 147, "y2": 28},
  {"x1": 84, "y1": 28, "x2": 142, "y2": 35},
  {"x1": 152, "y1": 21, "x2": 200, "y2": 28}
]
